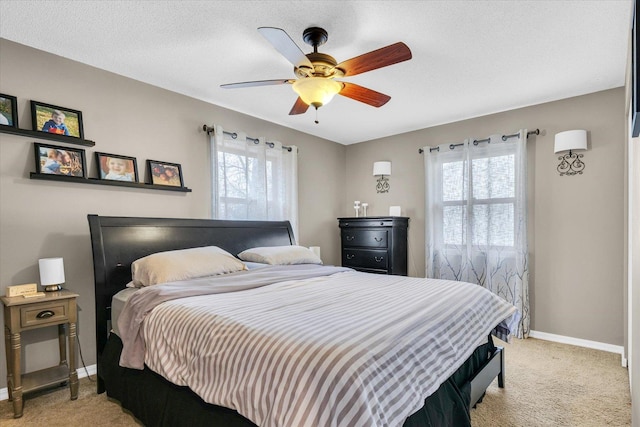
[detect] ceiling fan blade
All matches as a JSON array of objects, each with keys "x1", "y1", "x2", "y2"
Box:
[
  {"x1": 335, "y1": 42, "x2": 412, "y2": 77},
  {"x1": 338, "y1": 82, "x2": 391, "y2": 107},
  {"x1": 258, "y1": 27, "x2": 314, "y2": 69},
  {"x1": 289, "y1": 97, "x2": 309, "y2": 115},
  {"x1": 221, "y1": 79, "x2": 293, "y2": 89}
]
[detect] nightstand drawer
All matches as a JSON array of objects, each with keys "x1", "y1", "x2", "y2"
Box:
[
  {"x1": 343, "y1": 249, "x2": 388, "y2": 271},
  {"x1": 20, "y1": 300, "x2": 70, "y2": 328},
  {"x1": 342, "y1": 229, "x2": 388, "y2": 248}
]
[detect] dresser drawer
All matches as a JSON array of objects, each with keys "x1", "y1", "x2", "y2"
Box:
[
  {"x1": 343, "y1": 249, "x2": 388, "y2": 271},
  {"x1": 20, "y1": 300, "x2": 70, "y2": 329},
  {"x1": 342, "y1": 229, "x2": 388, "y2": 248},
  {"x1": 340, "y1": 219, "x2": 394, "y2": 228}
]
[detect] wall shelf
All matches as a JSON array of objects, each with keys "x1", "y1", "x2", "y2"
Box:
[
  {"x1": 30, "y1": 173, "x2": 192, "y2": 192},
  {"x1": 0, "y1": 126, "x2": 96, "y2": 147}
]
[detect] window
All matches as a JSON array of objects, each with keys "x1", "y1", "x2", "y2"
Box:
[
  {"x1": 442, "y1": 154, "x2": 516, "y2": 247},
  {"x1": 424, "y1": 132, "x2": 529, "y2": 338},
  {"x1": 209, "y1": 126, "x2": 298, "y2": 237}
]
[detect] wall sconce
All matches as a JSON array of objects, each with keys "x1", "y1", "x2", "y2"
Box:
[
  {"x1": 554, "y1": 130, "x2": 587, "y2": 176},
  {"x1": 39, "y1": 257, "x2": 65, "y2": 292},
  {"x1": 373, "y1": 161, "x2": 391, "y2": 193}
]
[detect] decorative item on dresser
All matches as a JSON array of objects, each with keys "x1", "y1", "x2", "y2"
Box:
[{"x1": 338, "y1": 216, "x2": 408, "y2": 275}]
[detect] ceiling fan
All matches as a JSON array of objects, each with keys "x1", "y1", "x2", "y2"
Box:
[{"x1": 221, "y1": 27, "x2": 412, "y2": 122}]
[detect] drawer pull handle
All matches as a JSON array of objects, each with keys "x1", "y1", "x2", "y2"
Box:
[
  {"x1": 374, "y1": 237, "x2": 383, "y2": 242},
  {"x1": 36, "y1": 310, "x2": 55, "y2": 319},
  {"x1": 374, "y1": 256, "x2": 384, "y2": 262},
  {"x1": 346, "y1": 235, "x2": 354, "y2": 241},
  {"x1": 346, "y1": 254, "x2": 355, "y2": 260}
]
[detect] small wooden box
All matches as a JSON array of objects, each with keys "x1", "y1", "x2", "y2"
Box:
[{"x1": 6, "y1": 283, "x2": 37, "y2": 297}]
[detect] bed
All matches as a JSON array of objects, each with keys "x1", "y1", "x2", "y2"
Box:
[{"x1": 88, "y1": 214, "x2": 514, "y2": 427}]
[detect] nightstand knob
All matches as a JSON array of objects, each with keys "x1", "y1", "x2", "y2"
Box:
[
  {"x1": 36, "y1": 310, "x2": 55, "y2": 319},
  {"x1": 346, "y1": 254, "x2": 355, "y2": 260},
  {"x1": 346, "y1": 235, "x2": 354, "y2": 241},
  {"x1": 380, "y1": 222, "x2": 384, "y2": 225},
  {"x1": 374, "y1": 237, "x2": 383, "y2": 242},
  {"x1": 374, "y1": 256, "x2": 384, "y2": 262}
]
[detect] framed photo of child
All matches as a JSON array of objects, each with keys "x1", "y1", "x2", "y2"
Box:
[
  {"x1": 147, "y1": 160, "x2": 184, "y2": 187},
  {"x1": 34, "y1": 143, "x2": 87, "y2": 178},
  {"x1": 96, "y1": 152, "x2": 139, "y2": 182},
  {"x1": 0, "y1": 93, "x2": 18, "y2": 128},
  {"x1": 30, "y1": 100, "x2": 84, "y2": 139}
]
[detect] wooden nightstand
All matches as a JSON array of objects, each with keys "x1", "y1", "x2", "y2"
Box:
[{"x1": 1, "y1": 289, "x2": 79, "y2": 418}]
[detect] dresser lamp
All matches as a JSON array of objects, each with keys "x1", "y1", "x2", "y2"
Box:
[
  {"x1": 373, "y1": 161, "x2": 391, "y2": 193},
  {"x1": 39, "y1": 257, "x2": 65, "y2": 292}
]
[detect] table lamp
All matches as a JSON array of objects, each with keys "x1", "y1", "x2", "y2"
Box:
[{"x1": 39, "y1": 257, "x2": 65, "y2": 292}]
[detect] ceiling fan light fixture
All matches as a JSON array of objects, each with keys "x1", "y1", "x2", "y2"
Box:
[{"x1": 292, "y1": 77, "x2": 343, "y2": 108}]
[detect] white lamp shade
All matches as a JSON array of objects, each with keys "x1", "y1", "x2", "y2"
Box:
[
  {"x1": 554, "y1": 130, "x2": 587, "y2": 153},
  {"x1": 39, "y1": 257, "x2": 65, "y2": 286},
  {"x1": 373, "y1": 161, "x2": 391, "y2": 176}
]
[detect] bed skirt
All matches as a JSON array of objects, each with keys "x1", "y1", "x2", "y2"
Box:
[{"x1": 100, "y1": 333, "x2": 494, "y2": 427}]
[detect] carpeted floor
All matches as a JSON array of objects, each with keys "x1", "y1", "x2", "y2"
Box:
[{"x1": 0, "y1": 338, "x2": 631, "y2": 426}]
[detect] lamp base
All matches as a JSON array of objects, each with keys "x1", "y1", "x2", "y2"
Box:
[{"x1": 44, "y1": 284, "x2": 62, "y2": 292}]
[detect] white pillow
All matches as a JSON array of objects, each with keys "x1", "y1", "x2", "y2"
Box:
[
  {"x1": 131, "y1": 246, "x2": 247, "y2": 287},
  {"x1": 238, "y1": 245, "x2": 322, "y2": 265}
]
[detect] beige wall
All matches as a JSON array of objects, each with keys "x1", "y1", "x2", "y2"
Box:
[
  {"x1": 345, "y1": 88, "x2": 626, "y2": 346},
  {"x1": 0, "y1": 39, "x2": 345, "y2": 388}
]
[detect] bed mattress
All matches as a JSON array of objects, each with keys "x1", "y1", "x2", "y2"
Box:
[{"x1": 115, "y1": 265, "x2": 516, "y2": 427}]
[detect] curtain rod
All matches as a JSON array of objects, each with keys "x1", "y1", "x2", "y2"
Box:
[
  {"x1": 418, "y1": 128, "x2": 540, "y2": 153},
  {"x1": 202, "y1": 125, "x2": 292, "y2": 152}
]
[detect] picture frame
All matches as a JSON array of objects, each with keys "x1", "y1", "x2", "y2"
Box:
[
  {"x1": 95, "y1": 152, "x2": 139, "y2": 182},
  {"x1": 30, "y1": 100, "x2": 84, "y2": 139},
  {"x1": 147, "y1": 160, "x2": 184, "y2": 187},
  {"x1": 0, "y1": 93, "x2": 18, "y2": 129},
  {"x1": 34, "y1": 143, "x2": 87, "y2": 178}
]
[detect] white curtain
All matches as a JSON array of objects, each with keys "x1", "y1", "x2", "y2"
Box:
[
  {"x1": 210, "y1": 125, "x2": 299, "y2": 239},
  {"x1": 424, "y1": 130, "x2": 529, "y2": 338}
]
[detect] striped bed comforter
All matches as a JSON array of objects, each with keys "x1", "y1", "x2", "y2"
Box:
[{"x1": 118, "y1": 265, "x2": 516, "y2": 427}]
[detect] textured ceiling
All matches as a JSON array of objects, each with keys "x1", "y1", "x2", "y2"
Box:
[{"x1": 0, "y1": 1, "x2": 633, "y2": 145}]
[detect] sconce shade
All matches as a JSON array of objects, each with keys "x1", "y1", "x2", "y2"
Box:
[
  {"x1": 292, "y1": 77, "x2": 343, "y2": 108},
  {"x1": 554, "y1": 130, "x2": 587, "y2": 153},
  {"x1": 373, "y1": 161, "x2": 392, "y2": 176},
  {"x1": 39, "y1": 257, "x2": 65, "y2": 286}
]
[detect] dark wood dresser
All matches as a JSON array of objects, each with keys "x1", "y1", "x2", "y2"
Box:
[{"x1": 338, "y1": 216, "x2": 409, "y2": 276}]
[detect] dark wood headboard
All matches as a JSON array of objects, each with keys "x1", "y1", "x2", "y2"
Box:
[{"x1": 87, "y1": 214, "x2": 296, "y2": 392}]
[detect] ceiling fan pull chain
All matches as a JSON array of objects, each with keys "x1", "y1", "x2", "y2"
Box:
[{"x1": 315, "y1": 107, "x2": 319, "y2": 124}]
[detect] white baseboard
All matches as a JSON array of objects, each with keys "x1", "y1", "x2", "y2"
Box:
[
  {"x1": 529, "y1": 330, "x2": 626, "y2": 366},
  {"x1": 0, "y1": 363, "x2": 96, "y2": 402}
]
